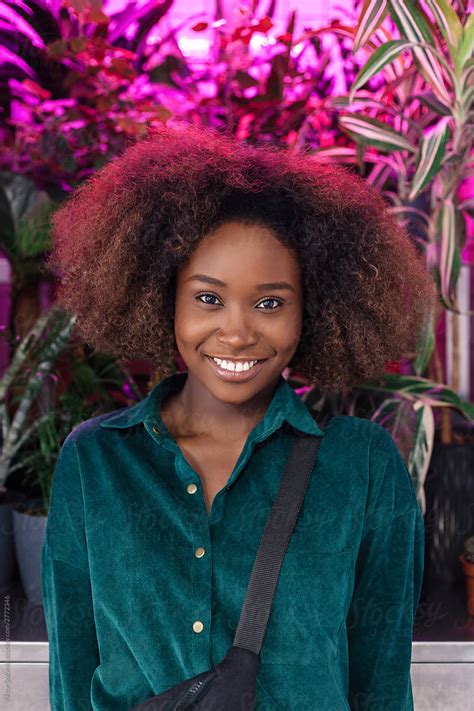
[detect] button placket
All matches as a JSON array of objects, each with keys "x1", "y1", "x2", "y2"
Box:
[
  {"x1": 149, "y1": 417, "x2": 215, "y2": 665},
  {"x1": 145, "y1": 420, "x2": 179, "y2": 457},
  {"x1": 190, "y1": 498, "x2": 213, "y2": 668}
]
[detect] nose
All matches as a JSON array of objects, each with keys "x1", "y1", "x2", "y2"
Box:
[{"x1": 215, "y1": 306, "x2": 259, "y2": 349}]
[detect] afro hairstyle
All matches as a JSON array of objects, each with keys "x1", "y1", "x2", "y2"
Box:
[{"x1": 44, "y1": 122, "x2": 437, "y2": 394}]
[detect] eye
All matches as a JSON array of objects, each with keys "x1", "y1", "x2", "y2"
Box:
[
  {"x1": 196, "y1": 292, "x2": 220, "y2": 306},
  {"x1": 195, "y1": 293, "x2": 283, "y2": 310},
  {"x1": 256, "y1": 298, "x2": 282, "y2": 310}
]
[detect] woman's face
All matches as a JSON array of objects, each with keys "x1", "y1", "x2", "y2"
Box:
[{"x1": 173, "y1": 221, "x2": 304, "y2": 405}]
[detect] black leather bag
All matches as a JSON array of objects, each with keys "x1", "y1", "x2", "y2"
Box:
[{"x1": 130, "y1": 429, "x2": 324, "y2": 711}]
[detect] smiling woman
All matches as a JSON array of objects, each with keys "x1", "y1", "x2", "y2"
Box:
[
  {"x1": 41, "y1": 122, "x2": 434, "y2": 711},
  {"x1": 163, "y1": 219, "x2": 306, "y2": 441}
]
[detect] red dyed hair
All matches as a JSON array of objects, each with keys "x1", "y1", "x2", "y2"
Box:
[{"x1": 44, "y1": 122, "x2": 436, "y2": 394}]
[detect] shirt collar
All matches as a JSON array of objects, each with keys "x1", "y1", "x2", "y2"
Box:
[{"x1": 99, "y1": 371, "x2": 324, "y2": 438}]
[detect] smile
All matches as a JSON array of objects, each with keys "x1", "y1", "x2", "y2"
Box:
[{"x1": 205, "y1": 355, "x2": 268, "y2": 382}]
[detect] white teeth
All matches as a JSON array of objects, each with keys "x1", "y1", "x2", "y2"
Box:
[{"x1": 212, "y1": 357, "x2": 258, "y2": 372}]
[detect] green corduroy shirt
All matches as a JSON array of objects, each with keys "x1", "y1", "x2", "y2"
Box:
[{"x1": 41, "y1": 370, "x2": 424, "y2": 711}]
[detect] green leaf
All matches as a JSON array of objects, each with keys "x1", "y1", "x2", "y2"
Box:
[
  {"x1": 423, "y1": 0, "x2": 462, "y2": 56},
  {"x1": 388, "y1": 0, "x2": 452, "y2": 103},
  {"x1": 413, "y1": 311, "x2": 436, "y2": 375},
  {"x1": 0, "y1": 179, "x2": 16, "y2": 257},
  {"x1": 339, "y1": 114, "x2": 416, "y2": 152},
  {"x1": 0, "y1": 173, "x2": 54, "y2": 260},
  {"x1": 353, "y1": 0, "x2": 390, "y2": 52},
  {"x1": 356, "y1": 373, "x2": 474, "y2": 422},
  {"x1": 407, "y1": 401, "x2": 435, "y2": 504},
  {"x1": 330, "y1": 95, "x2": 395, "y2": 113},
  {"x1": 462, "y1": 83, "x2": 474, "y2": 114},
  {"x1": 413, "y1": 90, "x2": 453, "y2": 116},
  {"x1": 462, "y1": 57, "x2": 474, "y2": 88},
  {"x1": 408, "y1": 116, "x2": 450, "y2": 199},
  {"x1": 388, "y1": 0, "x2": 436, "y2": 45},
  {"x1": 455, "y1": 12, "x2": 474, "y2": 73},
  {"x1": 312, "y1": 147, "x2": 358, "y2": 161},
  {"x1": 349, "y1": 39, "x2": 413, "y2": 103},
  {"x1": 438, "y1": 198, "x2": 460, "y2": 306}
]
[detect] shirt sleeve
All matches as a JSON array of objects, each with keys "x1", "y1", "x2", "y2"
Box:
[
  {"x1": 41, "y1": 433, "x2": 100, "y2": 711},
  {"x1": 346, "y1": 427, "x2": 425, "y2": 711}
]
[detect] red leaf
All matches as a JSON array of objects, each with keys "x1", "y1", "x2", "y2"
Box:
[
  {"x1": 276, "y1": 33, "x2": 292, "y2": 43},
  {"x1": 22, "y1": 80, "x2": 52, "y2": 100},
  {"x1": 253, "y1": 17, "x2": 273, "y2": 33}
]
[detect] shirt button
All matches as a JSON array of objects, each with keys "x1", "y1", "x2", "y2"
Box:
[
  {"x1": 152, "y1": 424, "x2": 161, "y2": 434},
  {"x1": 187, "y1": 483, "x2": 198, "y2": 494},
  {"x1": 193, "y1": 620, "x2": 204, "y2": 633},
  {"x1": 195, "y1": 547, "x2": 205, "y2": 558}
]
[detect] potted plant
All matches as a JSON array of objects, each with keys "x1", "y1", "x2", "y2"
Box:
[
  {"x1": 1, "y1": 0, "x2": 472, "y2": 600},
  {"x1": 0, "y1": 306, "x2": 75, "y2": 588},
  {"x1": 459, "y1": 535, "x2": 474, "y2": 618},
  {"x1": 10, "y1": 326, "x2": 143, "y2": 603},
  {"x1": 0, "y1": 489, "x2": 26, "y2": 591},
  {"x1": 295, "y1": 0, "x2": 474, "y2": 594},
  {"x1": 299, "y1": 0, "x2": 474, "y2": 440}
]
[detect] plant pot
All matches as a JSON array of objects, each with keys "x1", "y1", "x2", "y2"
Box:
[
  {"x1": 0, "y1": 489, "x2": 27, "y2": 588},
  {"x1": 458, "y1": 553, "x2": 474, "y2": 617},
  {"x1": 423, "y1": 441, "x2": 474, "y2": 587},
  {"x1": 12, "y1": 496, "x2": 47, "y2": 604}
]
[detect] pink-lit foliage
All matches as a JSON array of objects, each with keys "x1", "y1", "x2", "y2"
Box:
[{"x1": 0, "y1": 0, "x2": 367, "y2": 194}]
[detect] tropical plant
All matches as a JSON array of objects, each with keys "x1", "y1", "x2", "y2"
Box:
[
  {"x1": 15, "y1": 331, "x2": 144, "y2": 513},
  {"x1": 0, "y1": 0, "x2": 367, "y2": 191},
  {"x1": 288, "y1": 0, "x2": 474, "y2": 513},
  {"x1": 0, "y1": 0, "x2": 472, "y2": 516},
  {"x1": 0, "y1": 172, "x2": 56, "y2": 289},
  {"x1": 0, "y1": 305, "x2": 75, "y2": 494},
  {"x1": 0, "y1": 0, "x2": 177, "y2": 191}
]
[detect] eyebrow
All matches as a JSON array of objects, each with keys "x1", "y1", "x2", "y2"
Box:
[{"x1": 184, "y1": 274, "x2": 296, "y2": 293}]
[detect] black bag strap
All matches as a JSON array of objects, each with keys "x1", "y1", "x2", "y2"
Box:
[{"x1": 233, "y1": 416, "x2": 326, "y2": 655}]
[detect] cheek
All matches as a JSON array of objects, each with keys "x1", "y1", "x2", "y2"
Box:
[
  {"x1": 173, "y1": 302, "x2": 208, "y2": 340},
  {"x1": 278, "y1": 312, "x2": 303, "y2": 348}
]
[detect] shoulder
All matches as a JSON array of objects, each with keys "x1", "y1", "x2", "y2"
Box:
[
  {"x1": 67, "y1": 407, "x2": 134, "y2": 442},
  {"x1": 309, "y1": 413, "x2": 390, "y2": 488},
  {"x1": 321, "y1": 414, "x2": 400, "y2": 465},
  {"x1": 320, "y1": 414, "x2": 417, "y2": 524},
  {"x1": 321, "y1": 413, "x2": 388, "y2": 445},
  {"x1": 51, "y1": 409, "x2": 134, "y2": 472},
  {"x1": 323, "y1": 414, "x2": 411, "y2": 477}
]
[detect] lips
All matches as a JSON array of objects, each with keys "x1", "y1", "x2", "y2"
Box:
[
  {"x1": 206, "y1": 356, "x2": 266, "y2": 362},
  {"x1": 205, "y1": 355, "x2": 268, "y2": 382}
]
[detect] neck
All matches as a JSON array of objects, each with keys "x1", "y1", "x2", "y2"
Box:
[{"x1": 164, "y1": 372, "x2": 280, "y2": 441}]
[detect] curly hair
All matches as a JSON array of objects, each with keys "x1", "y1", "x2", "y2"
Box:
[{"x1": 44, "y1": 122, "x2": 437, "y2": 394}]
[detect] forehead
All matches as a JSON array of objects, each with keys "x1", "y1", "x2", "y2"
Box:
[{"x1": 178, "y1": 222, "x2": 302, "y2": 286}]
